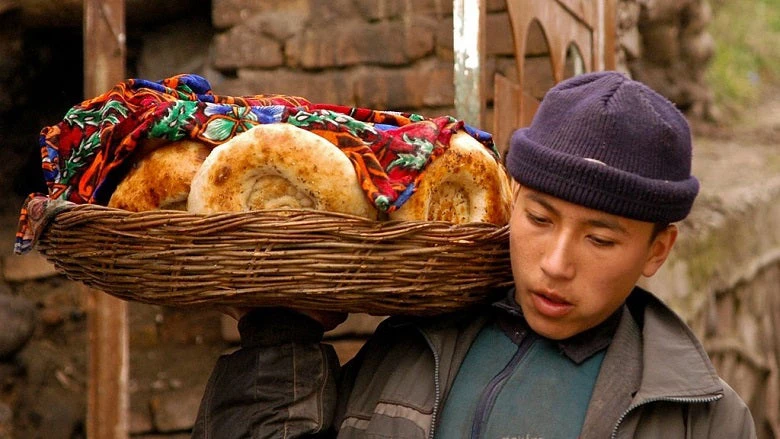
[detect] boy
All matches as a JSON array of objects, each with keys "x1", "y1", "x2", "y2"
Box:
[{"x1": 192, "y1": 72, "x2": 755, "y2": 438}]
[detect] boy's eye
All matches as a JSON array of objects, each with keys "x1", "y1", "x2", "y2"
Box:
[
  {"x1": 588, "y1": 236, "x2": 616, "y2": 247},
  {"x1": 526, "y1": 212, "x2": 550, "y2": 225}
]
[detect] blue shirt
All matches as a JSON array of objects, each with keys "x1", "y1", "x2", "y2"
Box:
[{"x1": 435, "y1": 302, "x2": 619, "y2": 439}]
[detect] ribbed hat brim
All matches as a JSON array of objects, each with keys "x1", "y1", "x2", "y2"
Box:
[{"x1": 507, "y1": 128, "x2": 700, "y2": 223}]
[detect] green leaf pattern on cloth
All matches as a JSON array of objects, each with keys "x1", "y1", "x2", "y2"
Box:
[
  {"x1": 388, "y1": 134, "x2": 434, "y2": 171},
  {"x1": 148, "y1": 101, "x2": 199, "y2": 141}
]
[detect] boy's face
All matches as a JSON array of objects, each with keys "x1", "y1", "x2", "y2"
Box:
[{"x1": 509, "y1": 186, "x2": 677, "y2": 340}]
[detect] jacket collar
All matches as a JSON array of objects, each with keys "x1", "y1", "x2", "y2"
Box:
[
  {"x1": 492, "y1": 289, "x2": 621, "y2": 364},
  {"x1": 403, "y1": 286, "x2": 723, "y2": 402},
  {"x1": 629, "y1": 287, "x2": 723, "y2": 400},
  {"x1": 580, "y1": 287, "x2": 724, "y2": 438}
]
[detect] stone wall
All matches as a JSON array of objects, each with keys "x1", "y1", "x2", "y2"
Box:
[
  {"x1": 203, "y1": 0, "x2": 475, "y2": 116},
  {"x1": 629, "y1": 0, "x2": 717, "y2": 119},
  {"x1": 195, "y1": 0, "x2": 714, "y2": 123}
]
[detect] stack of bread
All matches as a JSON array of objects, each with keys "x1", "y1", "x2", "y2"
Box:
[{"x1": 108, "y1": 123, "x2": 512, "y2": 225}]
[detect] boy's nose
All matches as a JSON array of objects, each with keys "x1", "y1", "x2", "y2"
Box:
[{"x1": 540, "y1": 235, "x2": 576, "y2": 280}]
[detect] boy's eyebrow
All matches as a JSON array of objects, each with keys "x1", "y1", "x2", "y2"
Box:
[
  {"x1": 526, "y1": 192, "x2": 559, "y2": 215},
  {"x1": 587, "y1": 218, "x2": 629, "y2": 235},
  {"x1": 525, "y1": 192, "x2": 629, "y2": 235}
]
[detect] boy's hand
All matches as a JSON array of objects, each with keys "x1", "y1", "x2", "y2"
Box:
[{"x1": 221, "y1": 306, "x2": 347, "y2": 331}]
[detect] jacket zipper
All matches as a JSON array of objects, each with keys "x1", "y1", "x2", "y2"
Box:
[
  {"x1": 470, "y1": 333, "x2": 536, "y2": 439},
  {"x1": 609, "y1": 394, "x2": 723, "y2": 439},
  {"x1": 417, "y1": 329, "x2": 442, "y2": 439}
]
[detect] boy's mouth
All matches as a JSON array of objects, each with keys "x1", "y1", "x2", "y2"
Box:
[{"x1": 530, "y1": 289, "x2": 574, "y2": 318}]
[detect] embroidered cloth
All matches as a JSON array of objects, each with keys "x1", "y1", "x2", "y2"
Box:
[{"x1": 15, "y1": 74, "x2": 497, "y2": 254}]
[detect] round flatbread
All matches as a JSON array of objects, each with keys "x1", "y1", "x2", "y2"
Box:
[
  {"x1": 187, "y1": 123, "x2": 377, "y2": 219},
  {"x1": 388, "y1": 131, "x2": 512, "y2": 225},
  {"x1": 108, "y1": 139, "x2": 211, "y2": 211}
]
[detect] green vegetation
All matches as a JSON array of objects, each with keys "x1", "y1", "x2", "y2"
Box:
[{"x1": 707, "y1": 0, "x2": 780, "y2": 117}]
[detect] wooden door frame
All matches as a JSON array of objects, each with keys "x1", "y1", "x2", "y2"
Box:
[{"x1": 489, "y1": 0, "x2": 616, "y2": 157}]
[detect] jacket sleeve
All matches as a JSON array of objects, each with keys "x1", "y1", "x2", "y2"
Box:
[{"x1": 191, "y1": 308, "x2": 341, "y2": 439}]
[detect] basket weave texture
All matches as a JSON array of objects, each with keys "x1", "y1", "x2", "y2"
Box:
[{"x1": 36, "y1": 204, "x2": 513, "y2": 315}]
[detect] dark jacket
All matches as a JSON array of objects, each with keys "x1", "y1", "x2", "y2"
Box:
[{"x1": 192, "y1": 287, "x2": 756, "y2": 438}]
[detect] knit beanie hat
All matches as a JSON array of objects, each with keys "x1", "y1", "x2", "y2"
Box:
[{"x1": 505, "y1": 71, "x2": 699, "y2": 223}]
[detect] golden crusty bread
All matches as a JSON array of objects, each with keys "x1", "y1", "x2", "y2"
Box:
[
  {"x1": 388, "y1": 131, "x2": 512, "y2": 225},
  {"x1": 108, "y1": 139, "x2": 211, "y2": 211},
  {"x1": 187, "y1": 123, "x2": 377, "y2": 219}
]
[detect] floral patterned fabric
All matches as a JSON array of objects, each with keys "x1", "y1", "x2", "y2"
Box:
[{"x1": 15, "y1": 74, "x2": 497, "y2": 254}]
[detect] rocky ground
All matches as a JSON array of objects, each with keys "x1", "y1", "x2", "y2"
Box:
[{"x1": 0, "y1": 88, "x2": 777, "y2": 438}]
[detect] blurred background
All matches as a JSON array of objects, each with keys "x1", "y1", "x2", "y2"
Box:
[{"x1": 0, "y1": 0, "x2": 777, "y2": 437}]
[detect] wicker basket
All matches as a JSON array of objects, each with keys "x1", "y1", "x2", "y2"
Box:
[{"x1": 35, "y1": 204, "x2": 513, "y2": 315}]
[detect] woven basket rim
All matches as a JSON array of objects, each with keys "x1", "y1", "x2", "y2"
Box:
[
  {"x1": 35, "y1": 204, "x2": 514, "y2": 315},
  {"x1": 54, "y1": 203, "x2": 509, "y2": 225}
]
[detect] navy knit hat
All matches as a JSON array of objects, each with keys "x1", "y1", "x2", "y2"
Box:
[{"x1": 506, "y1": 71, "x2": 699, "y2": 223}]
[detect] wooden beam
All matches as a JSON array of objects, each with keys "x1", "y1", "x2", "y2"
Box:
[
  {"x1": 453, "y1": 0, "x2": 486, "y2": 128},
  {"x1": 492, "y1": 73, "x2": 521, "y2": 158},
  {"x1": 85, "y1": 286, "x2": 129, "y2": 439},
  {"x1": 83, "y1": 1, "x2": 128, "y2": 438},
  {"x1": 602, "y1": 0, "x2": 618, "y2": 70},
  {"x1": 84, "y1": 0, "x2": 126, "y2": 96}
]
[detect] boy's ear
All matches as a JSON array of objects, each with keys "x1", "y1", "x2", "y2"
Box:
[{"x1": 642, "y1": 224, "x2": 678, "y2": 277}]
